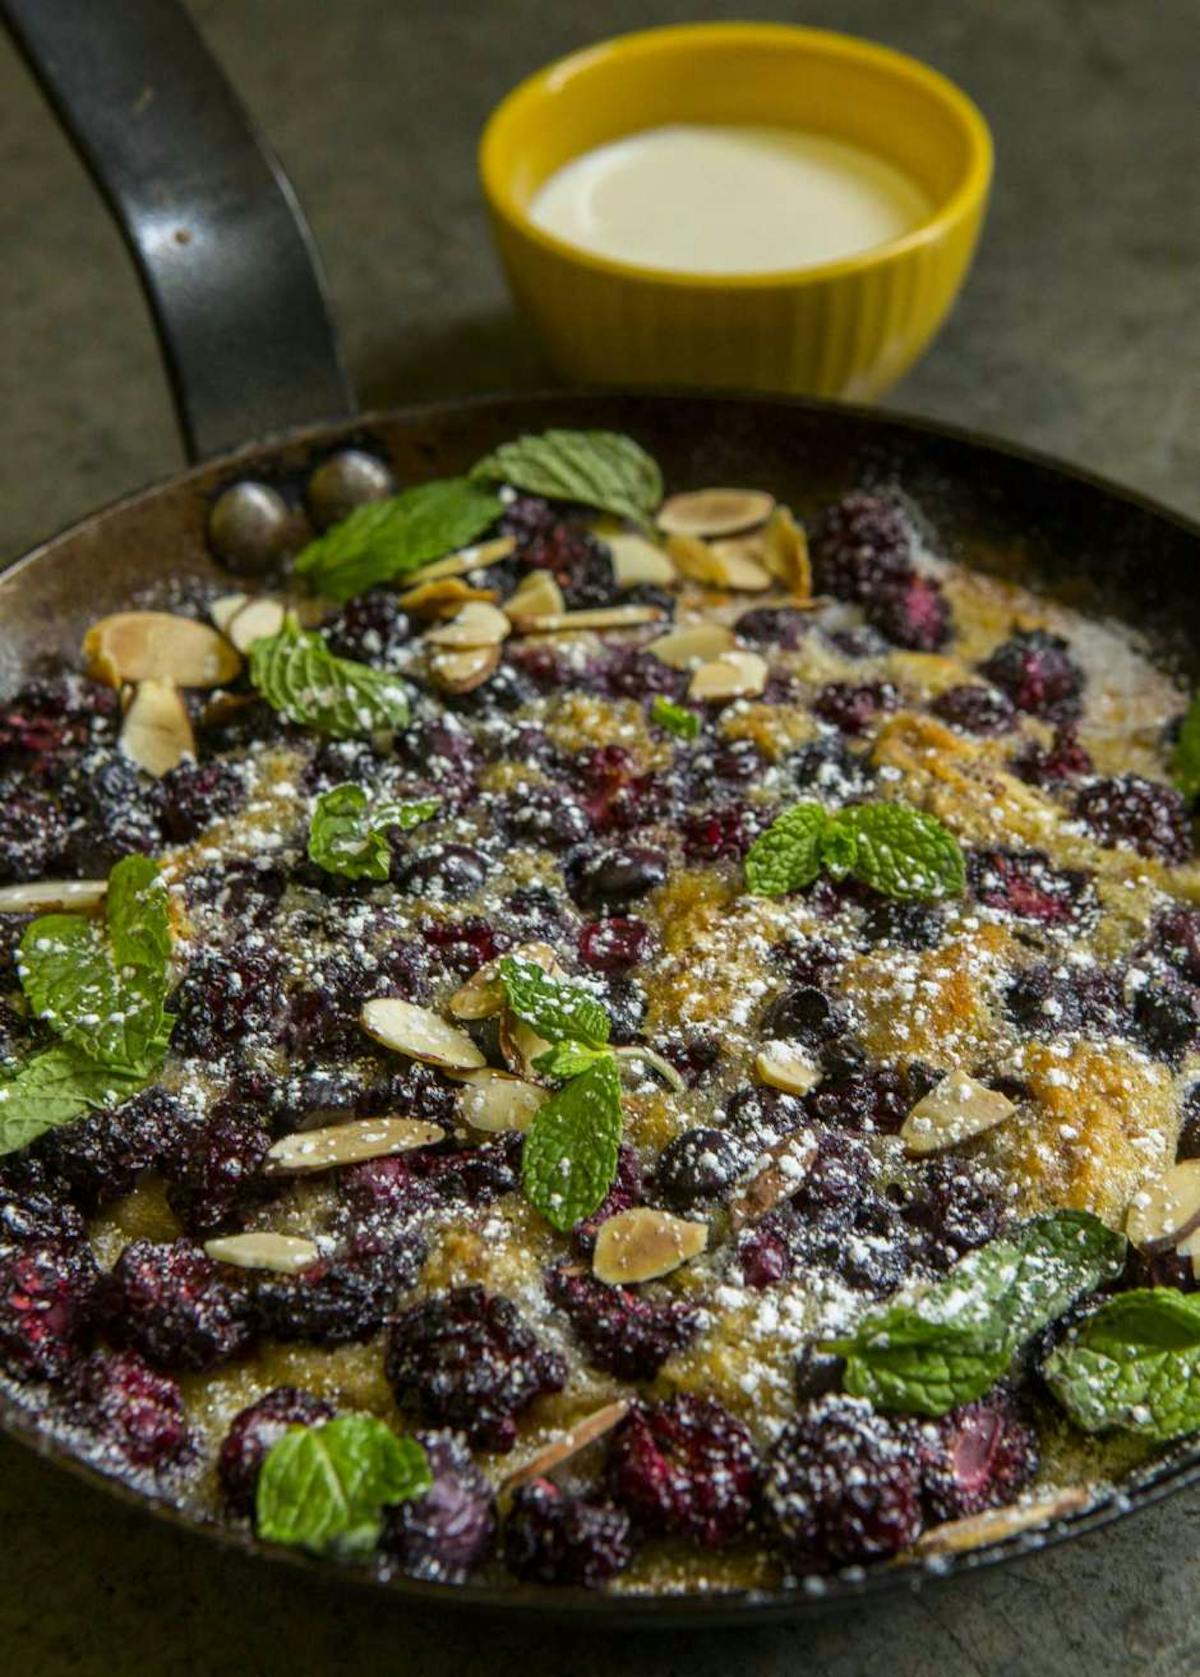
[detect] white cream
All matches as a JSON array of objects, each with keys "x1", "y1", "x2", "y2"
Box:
[{"x1": 529, "y1": 123, "x2": 932, "y2": 276}]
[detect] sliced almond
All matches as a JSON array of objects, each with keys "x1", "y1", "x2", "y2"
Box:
[
  {"x1": 502, "y1": 1400, "x2": 631, "y2": 1493},
  {"x1": 360, "y1": 998, "x2": 486, "y2": 1071},
  {"x1": 210, "y1": 593, "x2": 250, "y2": 635},
  {"x1": 425, "y1": 600, "x2": 511, "y2": 649},
  {"x1": 429, "y1": 645, "x2": 500, "y2": 694},
  {"x1": 508, "y1": 604, "x2": 665, "y2": 635},
  {"x1": 664, "y1": 532, "x2": 727, "y2": 587},
  {"x1": 910, "y1": 1489, "x2": 1090, "y2": 1557},
  {"x1": 400, "y1": 535, "x2": 517, "y2": 588},
  {"x1": 1126, "y1": 1159, "x2": 1200, "y2": 1252},
  {"x1": 729, "y1": 1130, "x2": 819, "y2": 1231},
  {"x1": 710, "y1": 550, "x2": 772, "y2": 592},
  {"x1": 761, "y1": 506, "x2": 812, "y2": 598},
  {"x1": 448, "y1": 942, "x2": 560, "y2": 1020},
  {"x1": 84, "y1": 611, "x2": 243, "y2": 689},
  {"x1": 265, "y1": 1116, "x2": 445, "y2": 1175},
  {"x1": 608, "y1": 532, "x2": 677, "y2": 589},
  {"x1": 688, "y1": 649, "x2": 768, "y2": 702},
  {"x1": 0, "y1": 878, "x2": 108, "y2": 915},
  {"x1": 204, "y1": 1232, "x2": 320, "y2": 1274},
  {"x1": 396, "y1": 578, "x2": 498, "y2": 619},
  {"x1": 499, "y1": 1012, "x2": 553, "y2": 1080},
  {"x1": 456, "y1": 1068, "x2": 548, "y2": 1133},
  {"x1": 658, "y1": 488, "x2": 775, "y2": 539},
  {"x1": 755, "y1": 1042, "x2": 822, "y2": 1097},
  {"x1": 900, "y1": 1070, "x2": 1016, "y2": 1157},
  {"x1": 647, "y1": 622, "x2": 736, "y2": 669},
  {"x1": 503, "y1": 570, "x2": 566, "y2": 621},
  {"x1": 593, "y1": 1207, "x2": 708, "y2": 1285},
  {"x1": 119, "y1": 679, "x2": 196, "y2": 777},
  {"x1": 225, "y1": 596, "x2": 286, "y2": 652}
]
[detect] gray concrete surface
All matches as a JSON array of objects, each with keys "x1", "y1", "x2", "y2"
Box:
[{"x1": 1, "y1": 1, "x2": 1198, "y2": 1671}]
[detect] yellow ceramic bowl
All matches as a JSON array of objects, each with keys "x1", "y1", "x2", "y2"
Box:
[{"x1": 480, "y1": 23, "x2": 992, "y2": 399}]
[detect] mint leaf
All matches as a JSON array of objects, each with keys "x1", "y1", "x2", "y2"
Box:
[
  {"x1": 471, "y1": 430, "x2": 663, "y2": 526},
  {"x1": 498, "y1": 956, "x2": 610, "y2": 1049},
  {"x1": 522, "y1": 1054, "x2": 623, "y2": 1231},
  {"x1": 249, "y1": 615, "x2": 410, "y2": 738},
  {"x1": 532, "y1": 1041, "x2": 614, "y2": 1082},
  {"x1": 0, "y1": 1045, "x2": 153, "y2": 1157},
  {"x1": 1044, "y1": 1289, "x2": 1200, "y2": 1440},
  {"x1": 1172, "y1": 694, "x2": 1200, "y2": 801},
  {"x1": 837, "y1": 802, "x2": 965, "y2": 901},
  {"x1": 649, "y1": 696, "x2": 700, "y2": 741},
  {"x1": 744, "y1": 803, "x2": 829, "y2": 896},
  {"x1": 825, "y1": 1211, "x2": 1126, "y2": 1416},
  {"x1": 256, "y1": 1414, "x2": 430, "y2": 1554},
  {"x1": 308, "y1": 784, "x2": 439, "y2": 881},
  {"x1": 19, "y1": 855, "x2": 173, "y2": 1076},
  {"x1": 293, "y1": 478, "x2": 502, "y2": 603}
]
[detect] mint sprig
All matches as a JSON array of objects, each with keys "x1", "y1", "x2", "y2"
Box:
[
  {"x1": 249, "y1": 614, "x2": 410, "y2": 739},
  {"x1": 0, "y1": 1045, "x2": 155, "y2": 1157},
  {"x1": 498, "y1": 956, "x2": 610, "y2": 1050},
  {"x1": 1044, "y1": 1289, "x2": 1200, "y2": 1441},
  {"x1": 649, "y1": 696, "x2": 700, "y2": 741},
  {"x1": 308, "y1": 784, "x2": 439, "y2": 881},
  {"x1": 823, "y1": 1211, "x2": 1126, "y2": 1416},
  {"x1": 293, "y1": 477, "x2": 502, "y2": 603},
  {"x1": 256, "y1": 1414, "x2": 430, "y2": 1554},
  {"x1": 532, "y1": 1041, "x2": 614, "y2": 1081},
  {"x1": 1171, "y1": 693, "x2": 1200, "y2": 801},
  {"x1": 471, "y1": 430, "x2": 663, "y2": 527},
  {"x1": 745, "y1": 799, "x2": 965, "y2": 903},
  {"x1": 522, "y1": 1053, "x2": 624, "y2": 1232}
]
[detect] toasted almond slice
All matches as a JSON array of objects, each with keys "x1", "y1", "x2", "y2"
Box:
[
  {"x1": 225, "y1": 596, "x2": 287, "y2": 652},
  {"x1": 709, "y1": 532, "x2": 766, "y2": 564},
  {"x1": 84, "y1": 612, "x2": 243, "y2": 689},
  {"x1": 900, "y1": 1070, "x2": 1016, "y2": 1157},
  {"x1": 910, "y1": 1489, "x2": 1090, "y2": 1557},
  {"x1": 1126, "y1": 1159, "x2": 1200, "y2": 1252},
  {"x1": 502, "y1": 1400, "x2": 632, "y2": 1493},
  {"x1": 761, "y1": 506, "x2": 812, "y2": 598},
  {"x1": 509, "y1": 605, "x2": 666, "y2": 635},
  {"x1": 503, "y1": 570, "x2": 566, "y2": 621},
  {"x1": 456, "y1": 1069, "x2": 547, "y2": 1133},
  {"x1": 499, "y1": 1012, "x2": 552, "y2": 1080},
  {"x1": 204, "y1": 1232, "x2": 320, "y2": 1274},
  {"x1": 755, "y1": 1041, "x2": 822, "y2": 1096},
  {"x1": 449, "y1": 942, "x2": 560, "y2": 1020},
  {"x1": 265, "y1": 1116, "x2": 445, "y2": 1175},
  {"x1": 729, "y1": 1130, "x2": 819, "y2": 1231},
  {"x1": 429, "y1": 645, "x2": 500, "y2": 694},
  {"x1": 400, "y1": 535, "x2": 517, "y2": 587},
  {"x1": 711, "y1": 550, "x2": 772, "y2": 592},
  {"x1": 608, "y1": 532, "x2": 677, "y2": 589},
  {"x1": 593, "y1": 1207, "x2": 708, "y2": 1285},
  {"x1": 119, "y1": 679, "x2": 196, "y2": 777},
  {"x1": 360, "y1": 998, "x2": 486, "y2": 1070},
  {"x1": 396, "y1": 578, "x2": 498, "y2": 618},
  {"x1": 425, "y1": 600, "x2": 511, "y2": 649},
  {"x1": 664, "y1": 532, "x2": 727, "y2": 587},
  {"x1": 688, "y1": 649, "x2": 768, "y2": 702},
  {"x1": 210, "y1": 593, "x2": 250, "y2": 635},
  {"x1": 658, "y1": 488, "x2": 775, "y2": 539},
  {"x1": 0, "y1": 878, "x2": 108, "y2": 914},
  {"x1": 647, "y1": 622, "x2": 736, "y2": 669}
]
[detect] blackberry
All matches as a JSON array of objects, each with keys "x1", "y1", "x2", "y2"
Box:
[
  {"x1": 1132, "y1": 979, "x2": 1198, "y2": 1064},
  {"x1": 655, "y1": 1127, "x2": 751, "y2": 1212},
  {"x1": 861, "y1": 900, "x2": 944, "y2": 950},
  {"x1": 497, "y1": 785, "x2": 591, "y2": 851},
  {"x1": 805, "y1": 1066, "x2": 911, "y2": 1135},
  {"x1": 380, "y1": 1428, "x2": 496, "y2": 1583},
  {"x1": 0, "y1": 783, "x2": 68, "y2": 881},
  {"x1": 501, "y1": 884, "x2": 570, "y2": 943},
  {"x1": 916, "y1": 1390, "x2": 1039, "y2": 1523},
  {"x1": 352, "y1": 1059, "x2": 461, "y2": 1127},
  {"x1": 501, "y1": 497, "x2": 616, "y2": 608},
  {"x1": 218, "y1": 1387, "x2": 335, "y2": 1516},
  {"x1": 903, "y1": 1156, "x2": 1008, "y2": 1268},
  {"x1": 0, "y1": 674, "x2": 116, "y2": 774},
  {"x1": 680, "y1": 802, "x2": 768, "y2": 861},
  {"x1": 37, "y1": 1088, "x2": 189, "y2": 1208},
  {"x1": 171, "y1": 947, "x2": 287, "y2": 1060},
  {"x1": 322, "y1": 590, "x2": 411, "y2": 664},
  {"x1": 385, "y1": 1285, "x2": 566, "y2": 1452},
  {"x1": 567, "y1": 845, "x2": 669, "y2": 912},
  {"x1": 659, "y1": 1029, "x2": 722, "y2": 1088},
  {"x1": 722, "y1": 1084, "x2": 807, "y2": 1146},
  {"x1": 159, "y1": 759, "x2": 245, "y2": 842},
  {"x1": 341, "y1": 1133, "x2": 522, "y2": 1232},
  {"x1": 391, "y1": 842, "x2": 490, "y2": 900},
  {"x1": 1155, "y1": 905, "x2": 1200, "y2": 985},
  {"x1": 0, "y1": 1185, "x2": 85, "y2": 1254},
  {"x1": 545, "y1": 1263, "x2": 699, "y2": 1382},
  {"x1": 761, "y1": 985, "x2": 846, "y2": 1048},
  {"x1": 575, "y1": 745, "x2": 667, "y2": 834},
  {"x1": 418, "y1": 915, "x2": 505, "y2": 978},
  {"x1": 1004, "y1": 963, "x2": 1129, "y2": 1038},
  {"x1": 62, "y1": 752, "x2": 164, "y2": 873},
  {"x1": 1178, "y1": 1083, "x2": 1200, "y2": 1161},
  {"x1": 184, "y1": 858, "x2": 286, "y2": 928},
  {"x1": 252, "y1": 1233, "x2": 427, "y2": 1346},
  {"x1": 104, "y1": 1239, "x2": 252, "y2": 1373},
  {"x1": 810, "y1": 493, "x2": 915, "y2": 603},
  {"x1": 1073, "y1": 775, "x2": 1193, "y2": 864},
  {"x1": 812, "y1": 682, "x2": 899, "y2": 736},
  {"x1": 968, "y1": 848, "x2": 1093, "y2": 924},
  {"x1": 1011, "y1": 726, "x2": 1093, "y2": 786},
  {"x1": 578, "y1": 916, "x2": 652, "y2": 976},
  {"x1": 931, "y1": 684, "x2": 1017, "y2": 735},
  {"x1": 979, "y1": 629, "x2": 1084, "y2": 722},
  {"x1": 763, "y1": 1395, "x2": 923, "y2": 1569},
  {"x1": 735, "y1": 607, "x2": 813, "y2": 650},
  {"x1": 503, "y1": 1479, "x2": 633, "y2": 1588},
  {"x1": 865, "y1": 576, "x2": 951, "y2": 653},
  {"x1": 166, "y1": 1105, "x2": 275, "y2": 1238},
  {"x1": 71, "y1": 1349, "x2": 190, "y2": 1470},
  {"x1": 0, "y1": 1237, "x2": 99, "y2": 1382},
  {"x1": 605, "y1": 1395, "x2": 760, "y2": 1547},
  {"x1": 784, "y1": 737, "x2": 874, "y2": 803}
]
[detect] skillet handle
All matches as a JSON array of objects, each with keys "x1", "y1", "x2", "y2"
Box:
[{"x1": 2, "y1": 0, "x2": 354, "y2": 462}]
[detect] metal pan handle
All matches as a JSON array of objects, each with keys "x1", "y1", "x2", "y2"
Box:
[{"x1": 2, "y1": 0, "x2": 354, "y2": 462}]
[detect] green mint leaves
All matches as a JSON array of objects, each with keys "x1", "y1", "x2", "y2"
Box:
[
  {"x1": 293, "y1": 477, "x2": 502, "y2": 603},
  {"x1": 498, "y1": 955, "x2": 611, "y2": 1051},
  {"x1": 745, "y1": 800, "x2": 965, "y2": 903},
  {"x1": 308, "y1": 784, "x2": 439, "y2": 881},
  {"x1": 521, "y1": 1052, "x2": 624, "y2": 1233},
  {"x1": 249, "y1": 614, "x2": 410, "y2": 739},
  {"x1": 649, "y1": 696, "x2": 700, "y2": 741},
  {"x1": 471, "y1": 430, "x2": 663, "y2": 527},
  {"x1": 1044, "y1": 1289, "x2": 1200, "y2": 1441},
  {"x1": 823, "y1": 1211, "x2": 1126, "y2": 1416},
  {"x1": 256, "y1": 1414, "x2": 430, "y2": 1555},
  {"x1": 1171, "y1": 694, "x2": 1200, "y2": 801},
  {"x1": 0, "y1": 1046, "x2": 154, "y2": 1157}
]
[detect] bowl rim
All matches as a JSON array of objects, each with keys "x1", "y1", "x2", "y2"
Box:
[{"x1": 478, "y1": 21, "x2": 994, "y2": 292}]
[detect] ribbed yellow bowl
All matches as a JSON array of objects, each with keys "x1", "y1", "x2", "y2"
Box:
[{"x1": 480, "y1": 23, "x2": 992, "y2": 400}]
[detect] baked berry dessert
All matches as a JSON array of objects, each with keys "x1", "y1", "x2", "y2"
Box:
[{"x1": 2, "y1": 427, "x2": 1200, "y2": 1596}]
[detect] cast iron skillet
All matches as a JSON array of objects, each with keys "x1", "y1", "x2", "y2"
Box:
[{"x1": 4, "y1": 0, "x2": 1200, "y2": 1627}]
